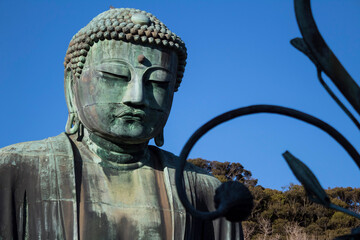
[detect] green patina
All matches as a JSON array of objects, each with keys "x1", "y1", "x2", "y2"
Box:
[
  {"x1": 0, "y1": 7, "x2": 241, "y2": 240},
  {"x1": 66, "y1": 40, "x2": 178, "y2": 146}
]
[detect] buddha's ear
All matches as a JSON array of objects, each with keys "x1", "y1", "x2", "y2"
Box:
[
  {"x1": 64, "y1": 67, "x2": 80, "y2": 134},
  {"x1": 64, "y1": 67, "x2": 77, "y2": 114}
]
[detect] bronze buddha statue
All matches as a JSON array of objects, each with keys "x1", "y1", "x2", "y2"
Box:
[{"x1": 0, "y1": 8, "x2": 241, "y2": 239}]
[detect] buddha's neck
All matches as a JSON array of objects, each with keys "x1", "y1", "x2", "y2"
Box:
[{"x1": 84, "y1": 130, "x2": 149, "y2": 165}]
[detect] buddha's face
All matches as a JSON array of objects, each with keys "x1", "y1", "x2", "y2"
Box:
[{"x1": 73, "y1": 40, "x2": 178, "y2": 144}]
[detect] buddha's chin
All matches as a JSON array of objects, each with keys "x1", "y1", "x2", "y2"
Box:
[{"x1": 100, "y1": 122, "x2": 154, "y2": 145}]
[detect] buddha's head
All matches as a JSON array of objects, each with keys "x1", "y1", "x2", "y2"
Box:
[{"x1": 64, "y1": 8, "x2": 187, "y2": 146}]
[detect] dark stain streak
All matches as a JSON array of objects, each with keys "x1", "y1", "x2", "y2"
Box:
[
  {"x1": 69, "y1": 137, "x2": 83, "y2": 240},
  {"x1": 116, "y1": 216, "x2": 140, "y2": 240},
  {"x1": 22, "y1": 190, "x2": 27, "y2": 239},
  {"x1": 11, "y1": 189, "x2": 19, "y2": 240}
]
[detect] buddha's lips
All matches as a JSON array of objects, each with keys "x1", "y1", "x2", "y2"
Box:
[{"x1": 115, "y1": 110, "x2": 146, "y2": 121}]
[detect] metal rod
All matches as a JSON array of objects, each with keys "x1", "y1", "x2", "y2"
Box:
[
  {"x1": 294, "y1": 0, "x2": 360, "y2": 116},
  {"x1": 316, "y1": 69, "x2": 360, "y2": 130}
]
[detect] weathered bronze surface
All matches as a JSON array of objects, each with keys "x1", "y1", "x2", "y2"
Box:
[{"x1": 0, "y1": 8, "x2": 241, "y2": 240}]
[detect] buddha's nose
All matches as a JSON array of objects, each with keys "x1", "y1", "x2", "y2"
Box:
[{"x1": 122, "y1": 76, "x2": 147, "y2": 107}]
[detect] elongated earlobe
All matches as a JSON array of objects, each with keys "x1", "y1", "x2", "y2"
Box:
[
  {"x1": 65, "y1": 112, "x2": 80, "y2": 134},
  {"x1": 64, "y1": 68, "x2": 81, "y2": 135},
  {"x1": 154, "y1": 128, "x2": 164, "y2": 147}
]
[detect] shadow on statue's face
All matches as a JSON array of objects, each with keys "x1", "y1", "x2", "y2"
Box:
[{"x1": 74, "y1": 40, "x2": 178, "y2": 144}]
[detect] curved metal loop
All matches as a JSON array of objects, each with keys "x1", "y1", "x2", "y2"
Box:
[{"x1": 176, "y1": 104, "x2": 360, "y2": 221}]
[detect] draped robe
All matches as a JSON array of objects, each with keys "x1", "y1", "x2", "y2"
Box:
[{"x1": 0, "y1": 133, "x2": 241, "y2": 239}]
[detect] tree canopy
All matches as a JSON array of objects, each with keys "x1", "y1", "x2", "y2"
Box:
[{"x1": 188, "y1": 158, "x2": 258, "y2": 187}]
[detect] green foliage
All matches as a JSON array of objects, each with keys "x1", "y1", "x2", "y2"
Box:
[
  {"x1": 187, "y1": 158, "x2": 360, "y2": 239},
  {"x1": 245, "y1": 185, "x2": 360, "y2": 239},
  {"x1": 329, "y1": 212, "x2": 356, "y2": 229},
  {"x1": 272, "y1": 218, "x2": 288, "y2": 235},
  {"x1": 327, "y1": 187, "x2": 360, "y2": 214},
  {"x1": 187, "y1": 158, "x2": 258, "y2": 186}
]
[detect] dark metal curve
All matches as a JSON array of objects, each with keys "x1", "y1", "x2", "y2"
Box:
[
  {"x1": 316, "y1": 69, "x2": 360, "y2": 130},
  {"x1": 176, "y1": 104, "x2": 360, "y2": 220},
  {"x1": 294, "y1": 0, "x2": 360, "y2": 115}
]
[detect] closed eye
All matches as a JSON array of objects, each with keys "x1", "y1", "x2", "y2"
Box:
[
  {"x1": 149, "y1": 79, "x2": 170, "y2": 84},
  {"x1": 99, "y1": 70, "x2": 130, "y2": 80}
]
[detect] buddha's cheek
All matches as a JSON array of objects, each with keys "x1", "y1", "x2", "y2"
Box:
[
  {"x1": 79, "y1": 104, "x2": 112, "y2": 134},
  {"x1": 150, "y1": 86, "x2": 174, "y2": 118}
]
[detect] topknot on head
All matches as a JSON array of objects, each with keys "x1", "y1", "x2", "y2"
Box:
[{"x1": 64, "y1": 7, "x2": 187, "y2": 91}]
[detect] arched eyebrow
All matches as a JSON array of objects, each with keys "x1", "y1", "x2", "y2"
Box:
[
  {"x1": 92, "y1": 59, "x2": 133, "y2": 77},
  {"x1": 99, "y1": 58, "x2": 131, "y2": 66},
  {"x1": 82, "y1": 58, "x2": 132, "y2": 70},
  {"x1": 98, "y1": 59, "x2": 174, "y2": 72}
]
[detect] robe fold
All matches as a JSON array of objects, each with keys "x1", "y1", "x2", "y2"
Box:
[{"x1": 0, "y1": 133, "x2": 241, "y2": 239}]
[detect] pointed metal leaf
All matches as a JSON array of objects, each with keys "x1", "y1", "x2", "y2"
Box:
[
  {"x1": 282, "y1": 151, "x2": 330, "y2": 207},
  {"x1": 290, "y1": 37, "x2": 319, "y2": 67}
]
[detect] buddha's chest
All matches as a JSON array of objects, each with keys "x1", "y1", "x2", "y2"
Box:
[{"x1": 78, "y1": 160, "x2": 172, "y2": 239}]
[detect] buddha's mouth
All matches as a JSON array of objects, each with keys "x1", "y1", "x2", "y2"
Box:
[
  {"x1": 115, "y1": 110, "x2": 146, "y2": 122},
  {"x1": 118, "y1": 114, "x2": 144, "y2": 121}
]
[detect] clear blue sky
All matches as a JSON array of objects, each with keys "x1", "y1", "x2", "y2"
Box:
[{"x1": 0, "y1": 0, "x2": 359, "y2": 190}]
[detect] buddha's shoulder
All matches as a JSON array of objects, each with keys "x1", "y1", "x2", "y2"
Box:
[
  {"x1": 0, "y1": 133, "x2": 71, "y2": 163},
  {"x1": 151, "y1": 146, "x2": 220, "y2": 184}
]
